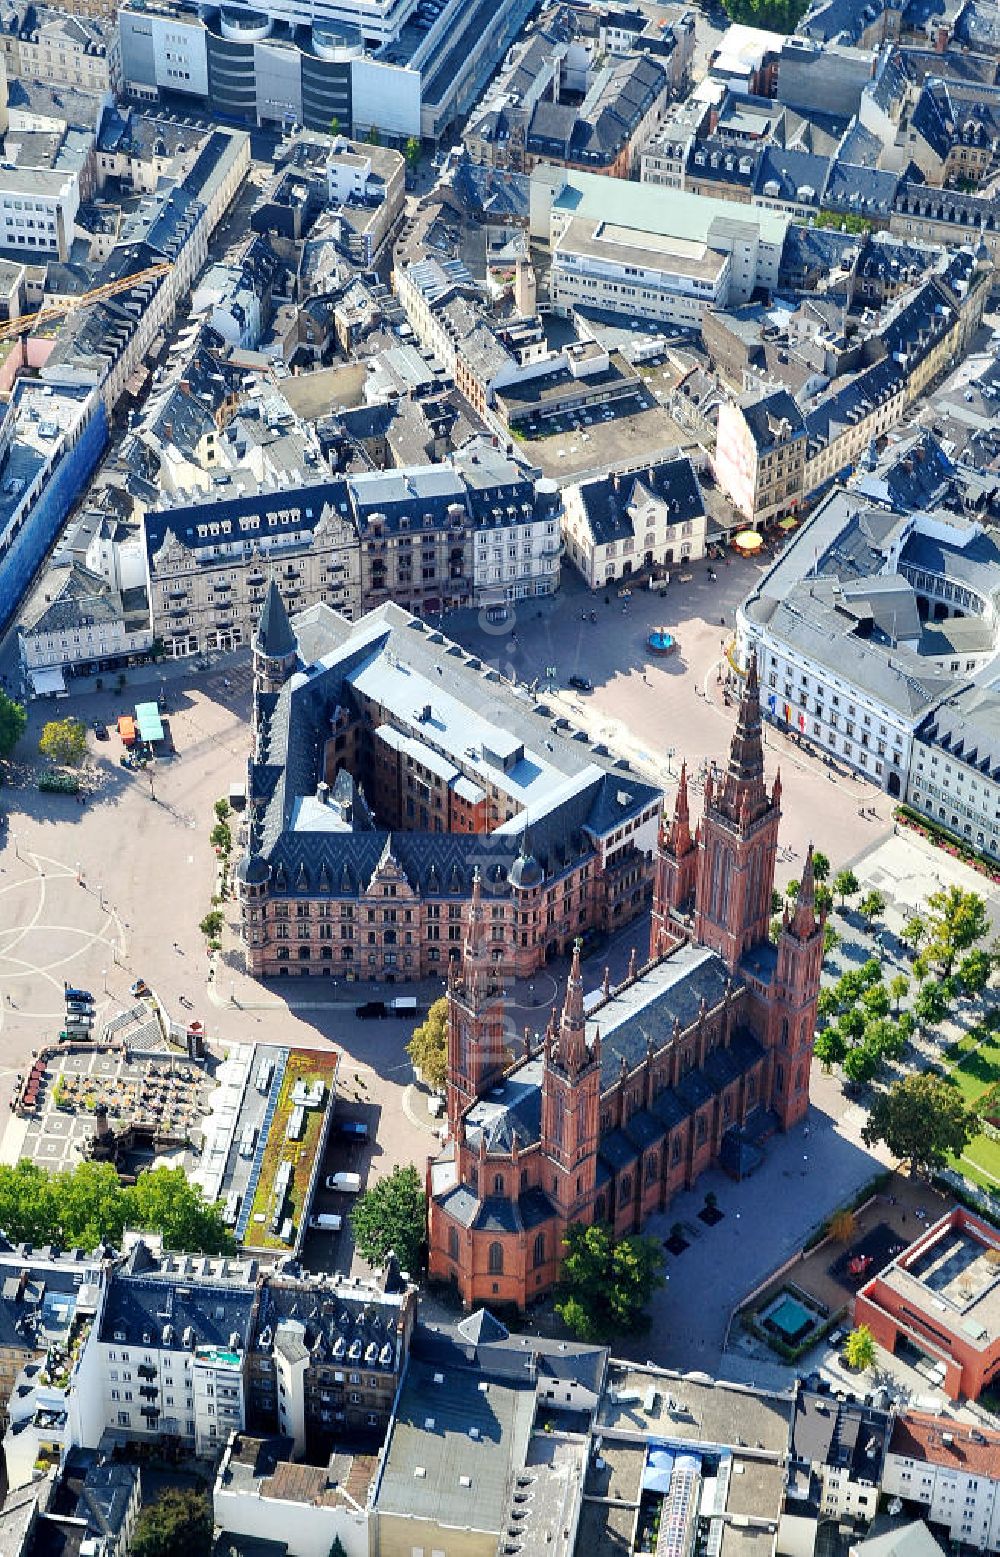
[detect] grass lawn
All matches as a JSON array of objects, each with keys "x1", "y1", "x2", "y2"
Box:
[
  {"x1": 941, "y1": 1027, "x2": 1000, "y2": 1104},
  {"x1": 246, "y1": 1048, "x2": 338, "y2": 1251},
  {"x1": 941, "y1": 1025, "x2": 1000, "y2": 1193}
]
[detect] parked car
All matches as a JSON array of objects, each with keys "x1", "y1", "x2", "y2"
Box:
[
  {"x1": 64, "y1": 986, "x2": 93, "y2": 1003},
  {"x1": 130, "y1": 978, "x2": 151, "y2": 998},
  {"x1": 336, "y1": 1120, "x2": 369, "y2": 1141},
  {"x1": 65, "y1": 999, "x2": 94, "y2": 1015},
  {"x1": 568, "y1": 674, "x2": 593, "y2": 692},
  {"x1": 355, "y1": 1000, "x2": 386, "y2": 1020},
  {"x1": 325, "y1": 1172, "x2": 362, "y2": 1193},
  {"x1": 92, "y1": 720, "x2": 108, "y2": 740}
]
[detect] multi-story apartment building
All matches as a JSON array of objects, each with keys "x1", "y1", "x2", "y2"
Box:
[
  {"x1": 246, "y1": 1268, "x2": 416, "y2": 1454},
  {"x1": 716, "y1": 245, "x2": 991, "y2": 526},
  {"x1": 0, "y1": 7, "x2": 121, "y2": 93},
  {"x1": 715, "y1": 388, "x2": 807, "y2": 530},
  {"x1": 790, "y1": 1388, "x2": 891, "y2": 1528},
  {"x1": 18, "y1": 563, "x2": 153, "y2": 692},
  {"x1": 235, "y1": 589, "x2": 661, "y2": 979},
  {"x1": 1, "y1": 1247, "x2": 112, "y2": 1491},
  {"x1": 96, "y1": 1239, "x2": 259, "y2": 1457},
  {"x1": 883, "y1": 1412, "x2": 1000, "y2": 1550},
  {"x1": 145, "y1": 446, "x2": 561, "y2": 657}
]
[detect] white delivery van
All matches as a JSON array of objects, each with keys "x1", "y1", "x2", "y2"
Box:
[
  {"x1": 309, "y1": 1213, "x2": 343, "y2": 1231},
  {"x1": 325, "y1": 1172, "x2": 362, "y2": 1193}
]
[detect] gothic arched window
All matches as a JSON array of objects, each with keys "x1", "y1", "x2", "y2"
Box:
[
  {"x1": 448, "y1": 1227, "x2": 459, "y2": 1261},
  {"x1": 493, "y1": 1173, "x2": 504, "y2": 1196},
  {"x1": 488, "y1": 1241, "x2": 504, "y2": 1275},
  {"x1": 533, "y1": 1233, "x2": 545, "y2": 1268}
]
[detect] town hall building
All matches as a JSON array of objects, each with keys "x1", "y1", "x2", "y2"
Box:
[{"x1": 427, "y1": 658, "x2": 825, "y2": 1309}]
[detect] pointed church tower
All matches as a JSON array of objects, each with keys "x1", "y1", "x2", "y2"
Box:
[
  {"x1": 540, "y1": 941, "x2": 600, "y2": 1223},
  {"x1": 446, "y1": 869, "x2": 506, "y2": 1135},
  {"x1": 253, "y1": 580, "x2": 298, "y2": 696},
  {"x1": 768, "y1": 843, "x2": 826, "y2": 1128},
  {"x1": 649, "y1": 761, "x2": 700, "y2": 959},
  {"x1": 694, "y1": 654, "x2": 781, "y2": 973}
]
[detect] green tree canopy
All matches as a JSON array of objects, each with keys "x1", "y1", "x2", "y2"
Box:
[
  {"x1": 556, "y1": 1221, "x2": 664, "y2": 1341},
  {"x1": 858, "y1": 889, "x2": 886, "y2": 929},
  {"x1": 133, "y1": 1489, "x2": 212, "y2": 1557},
  {"x1": 901, "y1": 914, "x2": 927, "y2": 954},
  {"x1": 405, "y1": 135, "x2": 420, "y2": 167},
  {"x1": 722, "y1": 0, "x2": 809, "y2": 30},
  {"x1": 0, "y1": 688, "x2": 26, "y2": 760},
  {"x1": 924, "y1": 885, "x2": 990, "y2": 974},
  {"x1": 957, "y1": 947, "x2": 994, "y2": 997},
  {"x1": 814, "y1": 1027, "x2": 847, "y2": 1071},
  {"x1": 833, "y1": 868, "x2": 859, "y2": 906},
  {"x1": 351, "y1": 1163, "x2": 425, "y2": 1274},
  {"x1": 406, "y1": 997, "x2": 448, "y2": 1092},
  {"x1": 889, "y1": 973, "x2": 910, "y2": 1012},
  {"x1": 844, "y1": 1324, "x2": 877, "y2": 1371},
  {"x1": 862, "y1": 1072, "x2": 976, "y2": 1175},
  {"x1": 862, "y1": 983, "x2": 891, "y2": 1018},
  {"x1": 39, "y1": 717, "x2": 87, "y2": 767},
  {"x1": 124, "y1": 1166, "x2": 232, "y2": 1254},
  {"x1": 0, "y1": 1161, "x2": 231, "y2": 1252},
  {"x1": 838, "y1": 1008, "x2": 866, "y2": 1045},
  {"x1": 811, "y1": 851, "x2": 831, "y2": 883},
  {"x1": 913, "y1": 979, "x2": 950, "y2": 1030},
  {"x1": 842, "y1": 1042, "x2": 880, "y2": 1086}
]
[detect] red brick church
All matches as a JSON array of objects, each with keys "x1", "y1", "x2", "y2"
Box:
[{"x1": 427, "y1": 657, "x2": 826, "y2": 1309}]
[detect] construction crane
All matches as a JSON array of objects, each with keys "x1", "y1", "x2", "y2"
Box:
[{"x1": 0, "y1": 261, "x2": 173, "y2": 346}]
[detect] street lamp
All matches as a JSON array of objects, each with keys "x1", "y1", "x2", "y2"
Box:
[
  {"x1": 666, "y1": 747, "x2": 676, "y2": 777},
  {"x1": 102, "y1": 967, "x2": 108, "y2": 994},
  {"x1": 96, "y1": 884, "x2": 104, "y2": 912}
]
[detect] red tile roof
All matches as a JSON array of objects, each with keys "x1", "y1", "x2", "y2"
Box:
[{"x1": 890, "y1": 1411, "x2": 1000, "y2": 1480}]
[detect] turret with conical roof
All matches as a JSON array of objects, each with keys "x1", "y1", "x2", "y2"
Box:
[
  {"x1": 650, "y1": 760, "x2": 699, "y2": 959},
  {"x1": 253, "y1": 580, "x2": 298, "y2": 695}
]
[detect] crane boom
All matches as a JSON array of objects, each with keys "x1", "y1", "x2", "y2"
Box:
[{"x1": 0, "y1": 262, "x2": 173, "y2": 347}]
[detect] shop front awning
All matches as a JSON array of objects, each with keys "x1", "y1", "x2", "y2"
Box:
[{"x1": 29, "y1": 667, "x2": 66, "y2": 697}]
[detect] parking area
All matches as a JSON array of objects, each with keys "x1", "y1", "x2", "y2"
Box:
[{"x1": 517, "y1": 392, "x2": 699, "y2": 482}]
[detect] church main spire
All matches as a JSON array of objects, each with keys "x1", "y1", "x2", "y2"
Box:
[
  {"x1": 717, "y1": 651, "x2": 769, "y2": 825},
  {"x1": 693, "y1": 651, "x2": 781, "y2": 971}
]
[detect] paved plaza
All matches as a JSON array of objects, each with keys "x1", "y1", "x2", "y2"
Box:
[
  {"x1": 0, "y1": 566, "x2": 993, "y2": 1311},
  {"x1": 443, "y1": 555, "x2": 891, "y2": 886}
]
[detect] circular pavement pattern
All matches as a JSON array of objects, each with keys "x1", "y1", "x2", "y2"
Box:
[{"x1": 0, "y1": 842, "x2": 125, "y2": 1068}]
